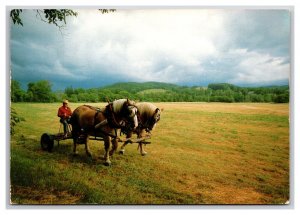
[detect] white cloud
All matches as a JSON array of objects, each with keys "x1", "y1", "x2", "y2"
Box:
[
  {"x1": 11, "y1": 9, "x2": 290, "y2": 89},
  {"x1": 229, "y1": 49, "x2": 290, "y2": 84},
  {"x1": 62, "y1": 9, "x2": 226, "y2": 83}
]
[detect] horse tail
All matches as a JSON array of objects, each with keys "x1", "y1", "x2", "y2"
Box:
[
  {"x1": 69, "y1": 107, "x2": 81, "y2": 137},
  {"x1": 69, "y1": 114, "x2": 75, "y2": 125},
  {"x1": 69, "y1": 108, "x2": 79, "y2": 126}
]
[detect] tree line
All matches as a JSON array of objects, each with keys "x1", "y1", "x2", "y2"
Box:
[{"x1": 11, "y1": 80, "x2": 289, "y2": 103}]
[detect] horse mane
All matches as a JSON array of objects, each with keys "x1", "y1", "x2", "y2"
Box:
[
  {"x1": 112, "y1": 99, "x2": 127, "y2": 113},
  {"x1": 112, "y1": 99, "x2": 135, "y2": 113},
  {"x1": 136, "y1": 102, "x2": 158, "y2": 117}
]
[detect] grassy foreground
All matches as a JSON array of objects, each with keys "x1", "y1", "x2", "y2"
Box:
[{"x1": 10, "y1": 102, "x2": 289, "y2": 204}]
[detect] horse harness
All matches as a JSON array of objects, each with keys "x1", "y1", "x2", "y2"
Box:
[
  {"x1": 104, "y1": 102, "x2": 125, "y2": 129},
  {"x1": 78, "y1": 105, "x2": 117, "y2": 139},
  {"x1": 84, "y1": 103, "x2": 134, "y2": 138}
]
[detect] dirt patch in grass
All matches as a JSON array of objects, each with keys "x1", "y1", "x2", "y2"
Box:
[{"x1": 204, "y1": 185, "x2": 267, "y2": 204}]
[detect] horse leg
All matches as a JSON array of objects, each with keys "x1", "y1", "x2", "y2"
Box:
[
  {"x1": 138, "y1": 130, "x2": 147, "y2": 156},
  {"x1": 109, "y1": 138, "x2": 118, "y2": 156},
  {"x1": 119, "y1": 132, "x2": 132, "y2": 155},
  {"x1": 103, "y1": 136, "x2": 112, "y2": 166},
  {"x1": 85, "y1": 135, "x2": 92, "y2": 157},
  {"x1": 119, "y1": 142, "x2": 129, "y2": 155},
  {"x1": 73, "y1": 139, "x2": 78, "y2": 156},
  {"x1": 72, "y1": 131, "x2": 79, "y2": 156},
  {"x1": 138, "y1": 143, "x2": 148, "y2": 156},
  {"x1": 109, "y1": 129, "x2": 118, "y2": 156}
]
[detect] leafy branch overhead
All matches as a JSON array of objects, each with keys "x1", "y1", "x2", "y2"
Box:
[
  {"x1": 99, "y1": 9, "x2": 116, "y2": 14},
  {"x1": 10, "y1": 9, "x2": 116, "y2": 28},
  {"x1": 10, "y1": 9, "x2": 23, "y2": 26},
  {"x1": 38, "y1": 9, "x2": 78, "y2": 27},
  {"x1": 10, "y1": 9, "x2": 78, "y2": 27}
]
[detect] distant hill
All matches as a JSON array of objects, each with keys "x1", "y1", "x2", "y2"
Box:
[{"x1": 100, "y1": 82, "x2": 180, "y2": 93}]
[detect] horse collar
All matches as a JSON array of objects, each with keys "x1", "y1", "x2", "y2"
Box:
[{"x1": 105, "y1": 103, "x2": 122, "y2": 128}]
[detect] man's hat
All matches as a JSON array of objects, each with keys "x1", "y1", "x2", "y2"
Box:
[{"x1": 63, "y1": 99, "x2": 69, "y2": 104}]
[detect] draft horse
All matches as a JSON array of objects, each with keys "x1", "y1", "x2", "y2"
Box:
[
  {"x1": 119, "y1": 102, "x2": 162, "y2": 156},
  {"x1": 70, "y1": 99, "x2": 138, "y2": 166}
]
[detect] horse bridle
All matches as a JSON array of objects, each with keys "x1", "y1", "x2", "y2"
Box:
[
  {"x1": 119, "y1": 102, "x2": 138, "y2": 129},
  {"x1": 139, "y1": 108, "x2": 161, "y2": 132}
]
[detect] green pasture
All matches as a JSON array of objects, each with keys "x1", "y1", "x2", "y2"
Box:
[{"x1": 10, "y1": 102, "x2": 289, "y2": 204}]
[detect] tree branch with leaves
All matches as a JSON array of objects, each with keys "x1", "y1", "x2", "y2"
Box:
[
  {"x1": 10, "y1": 9, "x2": 78, "y2": 30},
  {"x1": 10, "y1": 9, "x2": 116, "y2": 29}
]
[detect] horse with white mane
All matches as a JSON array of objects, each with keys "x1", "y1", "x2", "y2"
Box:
[
  {"x1": 119, "y1": 102, "x2": 162, "y2": 156},
  {"x1": 70, "y1": 99, "x2": 138, "y2": 166}
]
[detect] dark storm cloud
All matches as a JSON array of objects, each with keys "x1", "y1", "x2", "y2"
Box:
[{"x1": 224, "y1": 10, "x2": 290, "y2": 58}]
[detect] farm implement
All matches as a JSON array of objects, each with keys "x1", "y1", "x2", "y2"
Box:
[{"x1": 40, "y1": 126, "x2": 151, "y2": 152}]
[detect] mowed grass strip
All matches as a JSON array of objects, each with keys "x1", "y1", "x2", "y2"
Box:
[{"x1": 10, "y1": 102, "x2": 289, "y2": 204}]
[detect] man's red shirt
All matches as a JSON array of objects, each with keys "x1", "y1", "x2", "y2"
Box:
[{"x1": 57, "y1": 106, "x2": 72, "y2": 119}]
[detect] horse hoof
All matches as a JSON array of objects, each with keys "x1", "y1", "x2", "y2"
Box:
[
  {"x1": 119, "y1": 150, "x2": 125, "y2": 155},
  {"x1": 104, "y1": 161, "x2": 111, "y2": 166},
  {"x1": 141, "y1": 152, "x2": 148, "y2": 156}
]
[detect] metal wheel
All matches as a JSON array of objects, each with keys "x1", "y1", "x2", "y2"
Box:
[{"x1": 40, "y1": 133, "x2": 54, "y2": 152}]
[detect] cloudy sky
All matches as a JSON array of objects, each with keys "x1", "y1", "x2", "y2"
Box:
[{"x1": 10, "y1": 9, "x2": 291, "y2": 90}]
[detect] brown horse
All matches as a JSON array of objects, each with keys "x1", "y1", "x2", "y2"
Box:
[
  {"x1": 119, "y1": 102, "x2": 162, "y2": 156},
  {"x1": 71, "y1": 99, "x2": 138, "y2": 166}
]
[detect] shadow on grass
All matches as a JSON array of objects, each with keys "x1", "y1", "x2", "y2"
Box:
[
  {"x1": 13, "y1": 134, "x2": 111, "y2": 166},
  {"x1": 11, "y1": 135, "x2": 117, "y2": 204}
]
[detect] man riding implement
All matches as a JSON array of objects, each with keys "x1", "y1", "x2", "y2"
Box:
[{"x1": 57, "y1": 99, "x2": 72, "y2": 137}]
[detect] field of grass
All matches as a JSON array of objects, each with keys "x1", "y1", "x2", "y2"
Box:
[{"x1": 10, "y1": 102, "x2": 289, "y2": 204}]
